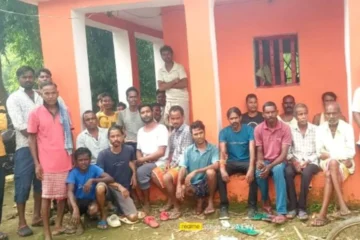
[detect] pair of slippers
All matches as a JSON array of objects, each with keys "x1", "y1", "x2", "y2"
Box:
[{"x1": 107, "y1": 211, "x2": 147, "y2": 228}]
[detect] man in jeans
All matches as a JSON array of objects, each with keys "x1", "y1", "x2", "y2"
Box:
[
  {"x1": 7, "y1": 66, "x2": 43, "y2": 237},
  {"x1": 255, "y1": 102, "x2": 292, "y2": 224},
  {"x1": 285, "y1": 103, "x2": 319, "y2": 220},
  {"x1": 217, "y1": 107, "x2": 257, "y2": 219}
]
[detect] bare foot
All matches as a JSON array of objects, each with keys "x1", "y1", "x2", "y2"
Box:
[
  {"x1": 143, "y1": 203, "x2": 151, "y2": 215},
  {"x1": 195, "y1": 199, "x2": 204, "y2": 215},
  {"x1": 160, "y1": 200, "x2": 173, "y2": 212}
]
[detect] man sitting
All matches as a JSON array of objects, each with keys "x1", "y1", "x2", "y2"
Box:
[
  {"x1": 76, "y1": 110, "x2": 109, "y2": 164},
  {"x1": 255, "y1": 102, "x2": 292, "y2": 224},
  {"x1": 217, "y1": 107, "x2": 257, "y2": 219},
  {"x1": 312, "y1": 102, "x2": 355, "y2": 226},
  {"x1": 66, "y1": 148, "x2": 113, "y2": 233},
  {"x1": 176, "y1": 121, "x2": 219, "y2": 215},
  {"x1": 285, "y1": 103, "x2": 319, "y2": 220},
  {"x1": 151, "y1": 106, "x2": 192, "y2": 219}
]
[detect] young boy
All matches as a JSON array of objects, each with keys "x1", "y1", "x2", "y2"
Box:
[{"x1": 66, "y1": 147, "x2": 113, "y2": 233}]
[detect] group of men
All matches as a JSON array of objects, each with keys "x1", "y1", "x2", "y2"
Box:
[{"x1": 0, "y1": 43, "x2": 358, "y2": 240}]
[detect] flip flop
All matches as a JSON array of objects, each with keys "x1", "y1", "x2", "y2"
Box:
[
  {"x1": 52, "y1": 228, "x2": 66, "y2": 236},
  {"x1": 138, "y1": 211, "x2": 146, "y2": 220},
  {"x1": 107, "y1": 214, "x2": 121, "y2": 228},
  {"x1": 311, "y1": 217, "x2": 329, "y2": 227},
  {"x1": 119, "y1": 216, "x2": 138, "y2": 225},
  {"x1": 204, "y1": 208, "x2": 215, "y2": 215},
  {"x1": 251, "y1": 212, "x2": 269, "y2": 221},
  {"x1": 143, "y1": 216, "x2": 160, "y2": 228},
  {"x1": 97, "y1": 220, "x2": 108, "y2": 230},
  {"x1": 271, "y1": 215, "x2": 286, "y2": 225},
  {"x1": 169, "y1": 211, "x2": 182, "y2": 220},
  {"x1": 235, "y1": 224, "x2": 260, "y2": 236},
  {"x1": 160, "y1": 211, "x2": 169, "y2": 221},
  {"x1": 17, "y1": 226, "x2": 33, "y2": 237}
]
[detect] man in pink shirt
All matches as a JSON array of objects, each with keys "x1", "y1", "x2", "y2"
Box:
[
  {"x1": 254, "y1": 101, "x2": 292, "y2": 224},
  {"x1": 28, "y1": 81, "x2": 73, "y2": 240}
]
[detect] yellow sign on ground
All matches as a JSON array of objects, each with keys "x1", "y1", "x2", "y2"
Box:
[{"x1": 179, "y1": 222, "x2": 203, "y2": 231}]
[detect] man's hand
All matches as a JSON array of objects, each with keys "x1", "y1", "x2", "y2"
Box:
[
  {"x1": 245, "y1": 167, "x2": 255, "y2": 184},
  {"x1": 118, "y1": 185, "x2": 130, "y2": 198},
  {"x1": 83, "y1": 179, "x2": 93, "y2": 193},
  {"x1": 300, "y1": 161, "x2": 309, "y2": 169},
  {"x1": 71, "y1": 207, "x2": 81, "y2": 225},
  {"x1": 184, "y1": 171, "x2": 197, "y2": 187},
  {"x1": 35, "y1": 165, "x2": 43, "y2": 181},
  {"x1": 256, "y1": 160, "x2": 265, "y2": 170},
  {"x1": 176, "y1": 184, "x2": 185, "y2": 201},
  {"x1": 220, "y1": 168, "x2": 230, "y2": 183},
  {"x1": 259, "y1": 165, "x2": 271, "y2": 179},
  {"x1": 130, "y1": 174, "x2": 137, "y2": 189},
  {"x1": 292, "y1": 161, "x2": 302, "y2": 173},
  {"x1": 135, "y1": 159, "x2": 145, "y2": 167},
  {"x1": 320, "y1": 152, "x2": 330, "y2": 160}
]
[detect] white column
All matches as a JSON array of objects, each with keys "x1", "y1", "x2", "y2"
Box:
[
  {"x1": 113, "y1": 30, "x2": 133, "y2": 105},
  {"x1": 153, "y1": 42, "x2": 164, "y2": 89},
  {"x1": 71, "y1": 10, "x2": 92, "y2": 120}
]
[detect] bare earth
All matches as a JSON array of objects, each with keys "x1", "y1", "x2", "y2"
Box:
[{"x1": 1, "y1": 176, "x2": 359, "y2": 240}]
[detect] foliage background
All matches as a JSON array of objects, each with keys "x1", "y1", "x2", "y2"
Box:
[{"x1": 0, "y1": 1, "x2": 156, "y2": 109}]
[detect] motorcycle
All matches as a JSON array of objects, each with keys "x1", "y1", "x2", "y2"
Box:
[{"x1": 1, "y1": 128, "x2": 15, "y2": 175}]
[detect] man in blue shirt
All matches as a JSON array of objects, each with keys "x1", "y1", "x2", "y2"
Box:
[
  {"x1": 217, "y1": 107, "x2": 257, "y2": 220},
  {"x1": 66, "y1": 147, "x2": 113, "y2": 233},
  {"x1": 176, "y1": 121, "x2": 219, "y2": 215}
]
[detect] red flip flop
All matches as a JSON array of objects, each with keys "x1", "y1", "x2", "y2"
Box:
[
  {"x1": 144, "y1": 216, "x2": 160, "y2": 228},
  {"x1": 160, "y1": 212, "x2": 169, "y2": 221}
]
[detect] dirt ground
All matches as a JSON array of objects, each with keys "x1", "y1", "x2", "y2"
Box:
[{"x1": 1, "y1": 176, "x2": 359, "y2": 240}]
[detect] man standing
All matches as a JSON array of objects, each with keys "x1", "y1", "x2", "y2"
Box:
[
  {"x1": 66, "y1": 148, "x2": 113, "y2": 233},
  {"x1": 136, "y1": 104, "x2": 168, "y2": 214},
  {"x1": 76, "y1": 110, "x2": 109, "y2": 164},
  {"x1": 152, "y1": 103, "x2": 163, "y2": 124},
  {"x1": 28, "y1": 82, "x2": 73, "y2": 240},
  {"x1": 312, "y1": 102, "x2": 355, "y2": 226},
  {"x1": 176, "y1": 121, "x2": 219, "y2": 215},
  {"x1": 217, "y1": 107, "x2": 257, "y2": 219},
  {"x1": 117, "y1": 87, "x2": 144, "y2": 151},
  {"x1": 96, "y1": 93, "x2": 118, "y2": 129},
  {"x1": 255, "y1": 102, "x2": 292, "y2": 224},
  {"x1": 285, "y1": 103, "x2": 319, "y2": 220},
  {"x1": 6, "y1": 66, "x2": 43, "y2": 237},
  {"x1": 156, "y1": 89, "x2": 166, "y2": 123},
  {"x1": 97, "y1": 125, "x2": 138, "y2": 224},
  {"x1": 279, "y1": 95, "x2": 297, "y2": 126},
  {"x1": 151, "y1": 106, "x2": 192, "y2": 219},
  {"x1": 37, "y1": 68, "x2": 52, "y2": 83},
  {"x1": 241, "y1": 94, "x2": 264, "y2": 128},
  {"x1": 157, "y1": 45, "x2": 189, "y2": 124},
  {"x1": 0, "y1": 104, "x2": 8, "y2": 239}
]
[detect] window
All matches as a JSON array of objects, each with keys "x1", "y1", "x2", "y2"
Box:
[{"x1": 254, "y1": 35, "x2": 300, "y2": 87}]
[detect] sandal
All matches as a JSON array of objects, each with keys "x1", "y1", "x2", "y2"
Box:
[
  {"x1": 235, "y1": 224, "x2": 260, "y2": 236},
  {"x1": 0, "y1": 232, "x2": 8, "y2": 240},
  {"x1": 169, "y1": 211, "x2": 182, "y2": 220},
  {"x1": 160, "y1": 211, "x2": 169, "y2": 221},
  {"x1": 107, "y1": 214, "x2": 121, "y2": 228},
  {"x1": 17, "y1": 225, "x2": 33, "y2": 237},
  {"x1": 286, "y1": 210, "x2": 297, "y2": 219},
  {"x1": 52, "y1": 228, "x2": 66, "y2": 236},
  {"x1": 311, "y1": 217, "x2": 329, "y2": 227},
  {"x1": 97, "y1": 220, "x2": 108, "y2": 229},
  {"x1": 297, "y1": 210, "x2": 309, "y2": 220},
  {"x1": 271, "y1": 215, "x2": 286, "y2": 224},
  {"x1": 143, "y1": 216, "x2": 159, "y2": 228},
  {"x1": 119, "y1": 216, "x2": 138, "y2": 225},
  {"x1": 251, "y1": 212, "x2": 269, "y2": 221},
  {"x1": 204, "y1": 207, "x2": 215, "y2": 215}
]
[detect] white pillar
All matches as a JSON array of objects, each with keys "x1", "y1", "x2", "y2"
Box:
[
  {"x1": 71, "y1": 10, "x2": 92, "y2": 120},
  {"x1": 153, "y1": 42, "x2": 164, "y2": 89},
  {"x1": 113, "y1": 30, "x2": 133, "y2": 105}
]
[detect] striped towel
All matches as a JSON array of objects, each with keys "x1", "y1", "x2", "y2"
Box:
[{"x1": 59, "y1": 101, "x2": 73, "y2": 155}]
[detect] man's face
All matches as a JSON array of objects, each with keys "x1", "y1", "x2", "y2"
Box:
[
  {"x1": 263, "y1": 106, "x2": 278, "y2": 124},
  {"x1": 117, "y1": 105, "x2": 125, "y2": 111},
  {"x1": 140, "y1": 107, "x2": 154, "y2": 124},
  {"x1": 228, "y1": 112, "x2": 241, "y2": 129},
  {"x1": 41, "y1": 85, "x2": 59, "y2": 105},
  {"x1": 19, "y1": 71, "x2": 35, "y2": 90},
  {"x1": 156, "y1": 92, "x2": 166, "y2": 107},
  {"x1": 169, "y1": 110, "x2": 184, "y2": 129},
  {"x1": 76, "y1": 153, "x2": 91, "y2": 171},
  {"x1": 282, "y1": 97, "x2": 295, "y2": 114},
  {"x1": 246, "y1": 97, "x2": 258, "y2": 113},
  {"x1": 109, "y1": 129, "x2": 124, "y2": 147},
  {"x1": 325, "y1": 104, "x2": 340, "y2": 126},
  {"x1": 83, "y1": 112, "x2": 98, "y2": 130},
  {"x1": 192, "y1": 128, "x2": 205, "y2": 145},
  {"x1": 323, "y1": 95, "x2": 336, "y2": 108},
  {"x1": 127, "y1": 91, "x2": 138, "y2": 107},
  {"x1": 38, "y1": 72, "x2": 51, "y2": 84},
  {"x1": 294, "y1": 107, "x2": 308, "y2": 125},
  {"x1": 102, "y1": 96, "x2": 113, "y2": 110},
  {"x1": 161, "y1": 50, "x2": 173, "y2": 64},
  {"x1": 153, "y1": 106, "x2": 162, "y2": 122}
]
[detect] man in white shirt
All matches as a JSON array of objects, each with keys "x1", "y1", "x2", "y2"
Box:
[
  {"x1": 312, "y1": 102, "x2": 355, "y2": 227},
  {"x1": 157, "y1": 45, "x2": 189, "y2": 124},
  {"x1": 76, "y1": 110, "x2": 109, "y2": 164},
  {"x1": 7, "y1": 66, "x2": 43, "y2": 237},
  {"x1": 136, "y1": 104, "x2": 168, "y2": 214}
]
